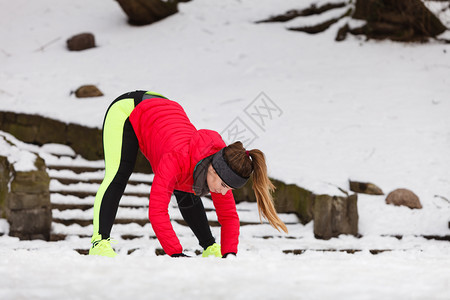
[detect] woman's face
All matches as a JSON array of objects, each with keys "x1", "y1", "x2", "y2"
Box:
[{"x1": 206, "y1": 164, "x2": 232, "y2": 195}]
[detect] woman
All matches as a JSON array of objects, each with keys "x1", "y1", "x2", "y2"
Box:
[{"x1": 90, "y1": 90, "x2": 288, "y2": 258}]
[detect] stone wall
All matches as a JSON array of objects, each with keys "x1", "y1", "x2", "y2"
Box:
[
  {"x1": 0, "y1": 154, "x2": 52, "y2": 240},
  {"x1": 0, "y1": 111, "x2": 151, "y2": 173},
  {"x1": 233, "y1": 178, "x2": 359, "y2": 239}
]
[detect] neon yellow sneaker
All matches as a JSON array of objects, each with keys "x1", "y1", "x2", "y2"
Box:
[
  {"x1": 202, "y1": 243, "x2": 222, "y2": 258},
  {"x1": 89, "y1": 238, "x2": 117, "y2": 257}
]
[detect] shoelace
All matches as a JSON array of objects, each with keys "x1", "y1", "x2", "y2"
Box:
[{"x1": 93, "y1": 238, "x2": 117, "y2": 250}]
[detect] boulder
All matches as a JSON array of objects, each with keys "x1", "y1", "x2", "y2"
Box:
[
  {"x1": 74, "y1": 85, "x2": 104, "y2": 98},
  {"x1": 67, "y1": 33, "x2": 96, "y2": 51},
  {"x1": 386, "y1": 188, "x2": 422, "y2": 209}
]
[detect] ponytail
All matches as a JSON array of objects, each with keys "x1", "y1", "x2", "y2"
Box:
[{"x1": 224, "y1": 142, "x2": 288, "y2": 233}]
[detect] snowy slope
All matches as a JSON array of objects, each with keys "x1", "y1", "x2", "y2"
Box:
[{"x1": 0, "y1": 0, "x2": 449, "y2": 299}]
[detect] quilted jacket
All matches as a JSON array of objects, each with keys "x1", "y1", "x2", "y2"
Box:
[{"x1": 129, "y1": 97, "x2": 240, "y2": 256}]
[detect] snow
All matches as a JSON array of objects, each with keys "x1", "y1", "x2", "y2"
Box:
[
  {"x1": 0, "y1": 132, "x2": 38, "y2": 172},
  {"x1": 39, "y1": 144, "x2": 76, "y2": 157},
  {"x1": 0, "y1": 248, "x2": 449, "y2": 300},
  {"x1": 0, "y1": 0, "x2": 449, "y2": 299}
]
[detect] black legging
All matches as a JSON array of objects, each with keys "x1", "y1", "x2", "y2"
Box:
[{"x1": 174, "y1": 190, "x2": 215, "y2": 249}]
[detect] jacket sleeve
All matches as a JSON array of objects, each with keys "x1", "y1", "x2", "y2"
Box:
[
  {"x1": 148, "y1": 155, "x2": 182, "y2": 256},
  {"x1": 211, "y1": 190, "x2": 240, "y2": 255}
]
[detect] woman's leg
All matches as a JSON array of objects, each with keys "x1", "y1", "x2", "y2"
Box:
[
  {"x1": 92, "y1": 97, "x2": 138, "y2": 243},
  {"x1": 173, "y1": 190, "x2": 216, "y2": 249}
]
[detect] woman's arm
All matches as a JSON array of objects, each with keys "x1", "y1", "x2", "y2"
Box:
[
  {"x1": 148, "y1": 155, "x2": 183, "y2": 256},
  {"x1": 210, "y1": 190, "x2": 240, "y2": 255}
]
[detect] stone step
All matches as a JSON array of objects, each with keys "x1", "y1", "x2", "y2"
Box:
[
  {"x1": 283, "y1": 249, "x2": 400, "y2": 255},
  {"x1": 74, "y1": 248, "x2": 171, "y2": 256},
  {"x1": 50, "y1": 233, "x2": 157, "y2": 242},
  {"x1": 383, "y1": 234, "x2": 450, "y2": 242},
  {"x1": 49, "y1": 178, "x2": 152, "y2": 199},
  {"x1": 47, "y1": 168, "x2": 154, "y2": 185},
  {"x1": 51, "y1": 203, "x2": 149, "y2": 211},
  {"x1": 50, "y1": 193, "x2": 149, "y2": 206},
  {"x1": 47, "y1": 165, "x2": 105, "y2": 174},
  {"x1": 173, "y1": 219, "x2": 264, "y2": 227},
  {"x1": 50, "y1": 202, "x2": 220, "y2": 212},
  {"x1": 53, "y1": 218, "x2": 149, "y2": 227},
  {"x1": 73, "y1": 248, "x2": 412, "y2": 256},
  {"x1": 52, "y1": 217, "x2": 278, "y2": 228},
  {"x1": 49, "y1": 177, "x2": 152, "y2": 186},
  {"x1": 50, "y1": 190, "x2": 150, "y2": 199}
]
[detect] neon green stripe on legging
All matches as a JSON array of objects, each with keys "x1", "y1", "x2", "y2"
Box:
[
  {"x1": 92, "y1": 98, "x2": 135, "y2": 242},
  {"x1": 145, "y1": 90, "x2": 167, "y2": 98}
]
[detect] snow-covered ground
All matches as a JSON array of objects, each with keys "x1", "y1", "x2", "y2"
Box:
[{"x1": 0, "y1": 0, "x2": 449, "y2": 299}]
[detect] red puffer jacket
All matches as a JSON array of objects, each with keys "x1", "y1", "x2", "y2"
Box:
[{"x1": 129, "y1": 97, "x2": 240, "y2": 256}]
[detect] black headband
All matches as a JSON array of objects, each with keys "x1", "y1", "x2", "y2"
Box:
[{"x1": 212, "y1": 148, "x2": 249, "y2": 189}]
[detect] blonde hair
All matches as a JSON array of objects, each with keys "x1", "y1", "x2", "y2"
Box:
[{"x1": 223, "y1": 141, "x2": 288, "y2": 233}]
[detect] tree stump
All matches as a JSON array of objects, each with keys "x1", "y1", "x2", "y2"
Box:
[
  {"x1": 313, "y1": 194, "x2": 359, "y2": 240},
  {"x1": 116, "y1": 0, "x2": 179, "y2": 25},
  {"x1": 351, "y1": 0, "x2": 447, "y2": 41},
  {"x1": 256, "y1": 0, "x2": 448, "y2": 42}
]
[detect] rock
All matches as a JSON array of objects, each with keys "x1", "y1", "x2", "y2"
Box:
[
  {"x1": 67, "y1": 33, "x2": 96, "y2": 51},
  {"x1": 313, "y1": 193, "x2": 359, "y2": 240},
  {"x1": 74, "y1": 85, "x2": 104, "y2": 98},
  {"x1": 116, "y1": 0, "x2": 178, "y2": 25},
  {"x1": 349, "y1": 180, "x2": 384, "y2": 195},
  {"x1": 386, "y1": 188, "x2": 422, "y2": 209}
]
